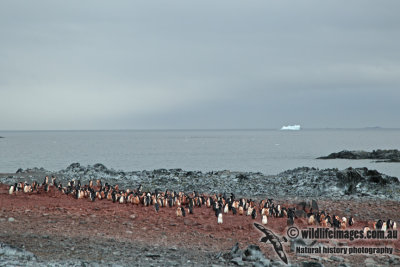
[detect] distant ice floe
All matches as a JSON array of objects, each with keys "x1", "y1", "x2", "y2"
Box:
[{"x1": 280, "y1": 125, "x2": 301, "y2": 131}]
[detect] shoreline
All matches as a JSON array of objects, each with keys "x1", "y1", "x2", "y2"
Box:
[{"x1": 1, "y1": 163, "x2": 399, "y2": 201}]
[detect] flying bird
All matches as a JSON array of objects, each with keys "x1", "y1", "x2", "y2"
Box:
[{"x1": 253, "y1": 223, "x2": 288, "y2": 264}]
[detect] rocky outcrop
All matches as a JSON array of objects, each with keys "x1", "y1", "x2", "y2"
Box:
[
  {"x1": 276, "y1": 167, "x2": 399, "y2": 200},
  {"x1": 219, "y1": 243, "x2": 271, "y2": 266},
  {"x1": 2, "y1": 164, "x2": 400, "y2": 201},
  {"x1": 317, "y1": 149, "x2": 400, "y2": 162}
]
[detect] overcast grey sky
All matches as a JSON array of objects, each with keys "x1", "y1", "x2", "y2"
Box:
[{"x1": 1, "y1": 1, "x2": 399, "y2": 130}]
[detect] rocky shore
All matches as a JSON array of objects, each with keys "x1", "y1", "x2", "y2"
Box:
[
  {"x1": 318, "y1": 149, "x2": 400, "y2": 162},
  {"x1": 3, "y1": 163, "x2": 400, "y2": 201}
]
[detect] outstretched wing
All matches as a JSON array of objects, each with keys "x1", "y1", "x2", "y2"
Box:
[{"x1": 253, "y1": 223, "x2": 288, "y2": 264}]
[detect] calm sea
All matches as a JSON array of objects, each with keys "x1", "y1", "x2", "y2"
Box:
[{"x1": 0, "y1": 129, "x2": 399, "y2": 177}]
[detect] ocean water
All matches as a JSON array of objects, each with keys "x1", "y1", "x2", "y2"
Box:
[{"x1": 0, "y1": 129, "x2": 399, "y2": 177}]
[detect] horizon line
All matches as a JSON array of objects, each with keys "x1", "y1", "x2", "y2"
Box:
[{"x1": 1, "y1": 127, "x2": 400, "y2": 132}]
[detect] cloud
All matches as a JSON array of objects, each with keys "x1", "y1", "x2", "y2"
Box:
[{"x1": 0, "y1": 0, "x2": 400, "y2": 129}]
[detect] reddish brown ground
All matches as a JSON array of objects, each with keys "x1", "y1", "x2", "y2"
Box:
[{"x1": 0, "y1": 183, "x2": 399, "y2": 266}]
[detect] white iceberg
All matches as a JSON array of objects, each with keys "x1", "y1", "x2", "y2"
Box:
[{"x1": 280, "y1": 125, "x2": 301, "y2": 131}]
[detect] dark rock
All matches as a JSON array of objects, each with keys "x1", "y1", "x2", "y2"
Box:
[
  {"x1": 67, "y1": 162, "x2": 81, "y2": 170},
  {"x1": 230, "y1": 242, "x2": 242, "y2": 258},
  {"x1": 301, "y1": 262, "x2": 324, "y2": 267},
  {"x1": 237, "y1": 174, "x2": 249, "y2": 180},
  {"x1": 93, "y1": 163, "x2": 109, "y2": 172},
  {"x1": 145, "y1": 253, "x2": 161, "y2": 258},
  {"x1": 290, "y1": 238, "x2": 307, "y2": 252},
  {"x1": 337, "y1": 168, "x2": 364, "y2": 186},
  {"x1": 295, "y1": 210, "x2": 307, "y2": 218},
  {"x1": 231, "y1": 257, "x2": 244, "y2": 266},
  {"x1": 242, "y1": 245, "x2": 268, "y2": 263},
  {"x1": 330, "y1": 255, "x2": 344, "y2": 262},
  {"x1": 318, "y1": 149, "x2": 400, "y2": 162},
  {"x1": 16, "y1": 168, "x2": 23, "y2": 173},
  {"x1": 389, "y1": 255, "x2": 400, "y2": 264},
  {"x1": 296, "y1": 201, "x2": 307, "y2": 210}
]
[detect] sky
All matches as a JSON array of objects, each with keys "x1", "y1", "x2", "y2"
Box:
[{"x1": 1, "y1": 0, "x2": 400, "y2": 130}]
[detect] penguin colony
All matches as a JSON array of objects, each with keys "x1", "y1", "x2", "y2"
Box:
[{"x1": 7, "y1": 176, "x2": 397, "y2": 230}]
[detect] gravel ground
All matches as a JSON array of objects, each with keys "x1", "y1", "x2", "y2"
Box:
[{"x1": 1, "y1": 164, "x2": 399, "y2": 266}]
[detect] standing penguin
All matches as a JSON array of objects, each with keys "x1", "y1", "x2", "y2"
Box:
[
  {"x1": 232, "y1": 206, "x2": 237, "y2": 215},
  {"x1": 9, "y1": 183, "x2": 16, "y2": 195},
  {"x1": 181, "y1": 207, "x2": 186, "y2": 217},
  {"x1": 262, "y1": 214, "x2": 268, "y2": 225},
  {"x1": 217, "y1": 210, "x2": 223, "y2": 224},
  {"x1": 251, "y1": 208, "x2": 257, "y2": 220}
]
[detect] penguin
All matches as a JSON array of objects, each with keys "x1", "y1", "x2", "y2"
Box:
[
  {"x1": 320, "y1": 214, "x2": 327, "y2": 227},
  {"x1": 90, "y1": 189, "x2": 96, "y2": 202},
  {"x1": 217, "y1": 210, "x2": 223, "y2": 224},
  {"x1": 111, "y1": 191, "x2": 116, "y2": 203},
  {"x1": 206, "y1": 197, "x2": 211, "y2": 208},
  {"x1": 247, "y1": 206, "x2": 253, "y2": 216},
  {"x1": 374, "y1": 219, "x2": 383, "y2": 230},
  {"x1": 382, "y1": 222, "x2": 387, "y2": 232},
  {"x1": 308, "y1": 214, "x2": 315, "y2": 225},
  {"x1": 176, "y1": 207, "x2": 182, "y2": 217},
  {"x1": 269, "y1": 207, "x2": 274, "y2": 216},
  {"x1": 155, "y1": 203, "x2": 160, "y2": 213},
  {"x1": 349, "y1": 216, "x2": 354, "y2": 226},
  {"x1": 145, "y1": 193, "x2": 151, "y2": 206},
  {"x1": 363, "y1": 226, "x2": 370, "y2": 237},
  {"x1": 181, "y1": 207, "x2": 186, "y2": 217},
  {"x1": 9, "y1": 183, "x2": 16, "y2": 195},
  {"x1": 168, "y1": 197, "x2": 173, "y2": 208},
  {"x1": 232, "y1": 206, "x2": 237, "y2": 215},
  {"x1": 239, "y1": 206, "x2": 244, "y2": 215},
  {"x1": 262, "y1": 214, "x2": 268, "y2": 225},
  {"x1": 196, "y1": 197, "x2": 202, "y2": 207},
  {"x1": 188, "y1": 205, "x2": 193, "y2": 215},
  {"x1": 340, "y1": 220, "x2": 346, "y2": 230},
  {"x1": 326, "y1": 214, "x2": 332, "y2": 226},
  {"x1": 74, "y1": 189, "x2": 79, "y2": 199},
  {"x1": 133, "y1": 195, "x2": 140, "y2": 205},
  {"x1": 332, "y1": 215, "x2": 340, "y2": 228},
  {"x1": 118, "y1": 194, "x2": 124, "y2": 204},
  {"x1": 261, "y1": 208, "x2": 266, "y2": 216},
  {"x1": 386, "y1": 219, "x2": 396, "y2": 230},
  {"x1": 23, "y1": 182, "x2": 30, "y2": 193},
  {"x1": 251, "y1": 208, "x2": 257, "y2": 220},
  {"x1": 224, "y1": 204, "x2": 229, "y2": 214}
]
